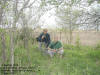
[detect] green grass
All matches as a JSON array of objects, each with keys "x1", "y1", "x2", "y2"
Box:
[
  {"x1": 1, "y1": 44, "x2": 100, "y2": 75},
  {"x1": 0, "y1": 32, "x2": 100, "y2": 75}
]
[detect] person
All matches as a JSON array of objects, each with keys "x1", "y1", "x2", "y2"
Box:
[
  {"x1": 48, "y1": 36, "x2": 64, "y2": 58},
  {"x1": 36, "y1": 29, "x2": 51, "y2": 50}
]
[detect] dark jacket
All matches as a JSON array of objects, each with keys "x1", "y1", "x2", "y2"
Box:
[{"x1": 36, "y1": 32, "x2": 51, "y2": 45}]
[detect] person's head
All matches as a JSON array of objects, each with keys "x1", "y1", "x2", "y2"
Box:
[
  {"x1": 53, "y1": 36, "x2": 59, "y2": 42},
  {"x1": 43, "y1": 29, "x2": 48, "y2": 34}
]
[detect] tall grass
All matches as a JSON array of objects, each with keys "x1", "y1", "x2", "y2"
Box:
[{"x1": 0, "y1": 31, "x2": 100, "y2": 75}]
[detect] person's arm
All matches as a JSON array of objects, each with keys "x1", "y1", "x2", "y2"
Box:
[
  {"x1": 48, "y1": 42, "x2": 52, "y2": 50},
  {"x1": 41, "y1": 34, "x2": 46, "y2": 40},
  {"x1": 42, "y1": 35, "x2": 45, "y2": 39},
  {"x1": 39, "y1": 33, "x2": 43, "y2": 38},
  {"x1": 48, "y1": 42, "x2": 54, "y2": 51},
  {"x1": 48, "y1": 47, "x2": 54, "y2": 51},
  {"x1": 46, "y1": 34, "x2": 50, "y2": 47},
  {"x1": 48, "y1": 47, "x2": 56, "y2": 52},
  {"x1": 58, "y1": 47, "x2": 63, "y2": 51},
  {"x1": 48, "y1": 33, "x2": 50, "y2": 42},
  {"x1": 38, "y1": 33, "x2": 43, "y2": 41}
]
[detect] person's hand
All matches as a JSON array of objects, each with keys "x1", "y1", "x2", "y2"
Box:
[
  {"x1": 42, "y1": 35, "x2": 45, "y2": 39},
  {"x1": 53, "y1": 49, "x2": 56, "y2": 52},
  {"x1": 48, "y1": 48, "x2": 51, "y2": 50}
]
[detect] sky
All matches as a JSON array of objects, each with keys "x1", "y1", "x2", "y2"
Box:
[{"x1": 40, "y1": 8, "x2": 58, "y2": 29}]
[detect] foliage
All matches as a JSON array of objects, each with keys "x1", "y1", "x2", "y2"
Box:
[
  {"x1": 0, "y1": 31, "x2": 100, "y2": 75},
  {"x1": 95, "y1": 41, "x2": 100, "y2": 50},
  {"x1": 0, "y1": 0, "x2": 100, "y2": 74},
  {"x1": 1, "y1": 43, "x2": 100, "y2": 74},
  {"x1": 75, "y1": 35, "x2": 81, "y2": 49},
  {"x1": 56, "y1": 2, "x2": 81, "y2": 31},
  {"x1": 88, "y1": 0, "x2": 100, "y2": 5}
]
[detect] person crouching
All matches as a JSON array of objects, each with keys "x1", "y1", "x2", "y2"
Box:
[
  {"x1": 36, "y1": 29, "x2": 51, "y2": 50},
  {"x1": 48, "y1": 36, "x2": 64, "y2": 58}
]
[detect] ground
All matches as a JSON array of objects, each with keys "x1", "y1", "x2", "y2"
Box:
[
  {"x1": 0, "y1": 33, "x2": 100, "y2": 75},
  {"x1": 1, "y1": 44, "x2": 100, "y2": 75}
]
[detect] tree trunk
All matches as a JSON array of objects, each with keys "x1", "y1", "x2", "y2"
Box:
[
  {"x1": 1, "y1": 32, "x2": 6, "y2": 64},
  {"x1": 96, "y1": 24, "x2": 99, "y2": 31},
  {"x1": 0, "y1": 0, "x2": 7, "y2": 66},
  {"x1": 69, "y1": 29, "x2": 72, "y2": 44},
  {"x1": 69, "y1": 21, "x2": 73, "y2": 44},
  {"x1": 10, "y1": 29, "x2": 14, "y2": 75},
  {"x1": 0, "y1": 8, "x2": 3, "y2": 24}
]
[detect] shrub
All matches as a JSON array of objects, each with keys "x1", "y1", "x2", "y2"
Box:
[
  {"x1": 95, "y1": 41, "x2": 100, "y2": 50},
  {"x1": 75, "y1": 35, "x2": 81, "y2": 49}
]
